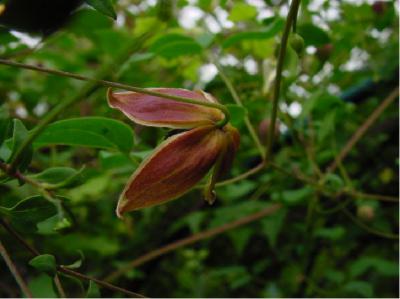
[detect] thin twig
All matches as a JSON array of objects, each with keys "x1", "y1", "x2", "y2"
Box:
[
  {"x1": 343, "y1": 190, "x2": 398, "y2": 203},
  {"x1": 0, "y1": 219, "x2": 39, "y2": 256},
  {"x1": 216, "y1": 162, "x2": 266, "y2": 187},
  {"x1": 105, "y1": 203, "x2": 282, "y2": 282},
  {"x1": 266, "y1": 0, "x2": 301, "y2": 161},
  {"x1": 211, "y1": 54, "x2": 266, "y2": 160},
  {"x1": 58, "y1": 267, "x2": 146, "y2": 298},
  {"x1": 0, "y1": 239, "x2": 33, "y2": 298},
  {"x1": 0, "y1": 220, "x2": 146, "y2": 298},
  {"x1": 327, "y1": 87, "x2": 399, "y2": 172},
  {"x1": 341, "y1": 208, "x2": 399, "y2": 239},
  {"x1": 54, "y1": 274, "x2": 67, "y2": 298},
  {"x1": 270, "y1": 162, "x2": 398, "y2": 203}
]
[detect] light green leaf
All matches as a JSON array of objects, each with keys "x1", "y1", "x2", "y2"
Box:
[
  {"x1": 222, "y1": 18, "x2": 284, "y2": 48},
  {"x1": 228, "y1": 3, "x2": 257, "y2": 22},
  {"x1": 33, "y1": 117, "x2": 134, "y2": 152},
  {"x1": 149, "y1": 33, "x2": 203, "y2": 58}
]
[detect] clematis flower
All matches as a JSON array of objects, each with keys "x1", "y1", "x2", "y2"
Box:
[{"x1": 107, "y1": 88, "x2": 240, "y2": 217}]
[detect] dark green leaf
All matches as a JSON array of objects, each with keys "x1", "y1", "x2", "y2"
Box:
[
  {"x1": 29, "y1": 166, "x2": 85, "y2": 189},
  {"x1": 297, "y1": 23, "x2": 330, "y2": 47},
  {"x1": 343, "y1": 281, "x2": 373, "y2": 297},
  {"x1": 0, "y1": 106, "x2": 10, "y2": 147},
  {"x1": 33, "y1": 117, "x2": 134, "y2": 152},
  {"x1": 7, "y1": 119, "x2": 33, "y2": 171},
  {"x1": 28, "y1": 275, "x2": 57, "y2": 298},
  {"x1": 85, "y1": 0, "x2": 117, "y2": 19},
  {"x1": 0, "y1": 196, "x2": 58, "y2": 233},
  {"x1": 29, "y1": 254, "x2": 57, "y2": 276}
]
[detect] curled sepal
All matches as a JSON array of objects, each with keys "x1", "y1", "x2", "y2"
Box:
[
  {"x1": 116, "y1": 126, "x2": 226, "y2": 217},
  {"x1": 107, "y1": 88, "x2": 223, "y2": 129}
]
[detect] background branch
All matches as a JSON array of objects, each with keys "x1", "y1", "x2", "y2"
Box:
[
  {"x1": 105, "y1": 203, "x2": 282, "y2": 282},
  {"x1": 0, "y1": 220, "x2": 145, "y2": 298},
  {"x1": 0, "y1": 239, "x2": 33, "y2": 298},
  {"x1": 327, "y1": 87, "x2": 399, "y2": 172}
]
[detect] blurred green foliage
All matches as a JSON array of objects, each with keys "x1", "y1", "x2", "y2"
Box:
[{"x1": 0, "y1": 0, "x2": 398, "y2": 298}]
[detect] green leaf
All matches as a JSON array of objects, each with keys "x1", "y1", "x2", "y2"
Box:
[
  {"x1": 28, "y1": 274, "x2": 57, "y2": 298},
  {"x1": 323, "y1": 173, "x2": 344, "y2": 192},
  {"x1": 67, "y1": 175, "x2": 110, "y2": 202},
  {"x1": 317, "y1": 110, "x2": 336, "y2": 142},
  {"x1": 66, "y1": 9, "x2": 113, "y2": 36},
  {"x1": 283, "y1": 46, "x2": 300, "y2": 78},
  {"x1": 350, "y1": 257, "x2": 398, "y2": 277},
  {"x1": 33, "y1": 117, "x2": 134, "y2": 152},
  {"x1": 315, "y1": 226, "x2": 346, "y2": 240},
  {"x1": 0, "y1": 196, "x2": 58, "y2": 233},
  {"x1": 36, "y1": 215, "x2": 63, "y2": 235},
  {"x1": 209, "y1": 201, "x2": 268, "y2": 228},
  {"x1": 228, "y1": 3, "x2": 257, "y2": 22},
  {"x1": 297, "y1": 23, "x2": 330, "y2": 47},
  {"x1": 275, "y1": 186, "x2": 314, "y2": 205},
  {"x1": 226, "y1": 104, "x2": 247, "y2": 127},
  {"x1": 29, "y1": 254, "x2": 57, "y2": 276},
  {"x1": 61, "y1": 250, "x2": 85, "y2": 270},
  {"x1": 0, "y1": 106, "x2": 10, "y2": 146},
  {"x1": 99, "y1": 151, "x2": 135, "y2": 171},
  {"x1": 85, "y1": 0, "x2": 117, "y2": 19},
  {"x1": 86, "y1": 281, "x2": 101, "y2": 298},
  {"x1": 150, "y1": 33, "x2": 203, "y2": 58},
  {"x1": 194, "y1": 32, "x2": 215, "y2": 48},
  {"x1": 343, "y1": 281, "x2": 373, "y2": 297},
  {"x1": 227, "y1": 227, "x2": 252, "y2": 255},
  {"x1": 222, "y1": 18, "x2": 284, "y2": 48},
  {"x1": 7, "y1": 119, "x2": 33, "y2": 171},
  {"x1": 261, "y1": 207, "x2": 287, "y2": 247},
  {"x1": 29, "y1": 166, "x2": 86, "y2": 189}
]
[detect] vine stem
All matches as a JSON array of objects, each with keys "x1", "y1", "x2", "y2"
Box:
[
  {"x1": 0, "y1": 219, "x2": 146, "y2": 298},
  {"x1": 266, "y1": 0, "x2": 301, "y2": 162},
  {"x1": 0, "y1": 58, "x2": 230, "y2": 130},
  {"x1": 0, "y1": 239, "x2": 33, "y2": 298},
  {"x1": 210, "y1": 54, "x2": 266, "y2": 160},
  {"x1": 105, "y1": 203, "x2": 282, "y2": 282}
]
